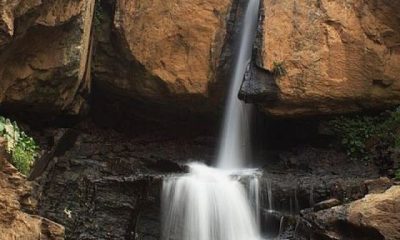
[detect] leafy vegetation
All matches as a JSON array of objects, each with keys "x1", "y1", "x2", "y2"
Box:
[
  {"x1": 94, "y1": 1, "x2": 106, "y2": 30},
  {"x1": 329, "y1": 115, "x2": 379, "y2": 161},
  {"x1": 328, "y1": 107, "x2": 400, "y2": 163},
  {"x1": 272, "y1": 61, "x2": 286, "y2": 77},
  {"x1": 0, "y1": 117, "x2": 38, "y2": 175},
  {"x1": 395, "y1": 169, "x2": 400, "y2": 181}
]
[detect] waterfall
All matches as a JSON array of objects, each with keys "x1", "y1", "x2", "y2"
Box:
[
  {"x1": 161, "y1": 0, "x2": 261, "y2": 239},
  {"x1": 161, "y1": 163, "x2": 261, "y2": 240},
  {"x1": 266, "y1": 178, "x2": 273, "y2": 211},
  {"x1": 249, "y1": 176, "x2": 261, "y2": 229},
  {"x1": 217, "y1": 0, "x2": 260, "y2": 169}
]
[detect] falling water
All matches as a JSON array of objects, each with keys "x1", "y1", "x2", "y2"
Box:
[
  {"x1": 162, "y1": 163, "x2": 260, "y2": 240},
  {"x1": 161, "y1": 0, "x2": 261, "y2": 239},
  {"x1": 217, "y1": 0, "x2": 260, "y2": 169},
  {"x1": 294, "y1": 188, "x2": 299, "y2": 215},
  {"x1": 266, "y1": 178, "x2": 273, "y2": 211},
  {"x1": 309, "y1": 184, "x2": 315, "y2": 207},
  {"x1": 249, "y1": 177, "x2": 261, "y2": 229},
  {"x1": 278, "y1": 216, "x2": 286, "y2": 237}
]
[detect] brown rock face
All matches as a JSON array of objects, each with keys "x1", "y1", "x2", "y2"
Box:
[
  {"x1": 94, "y1": 0, "x2": 232, "y2": 104},
  {"x1": 304, "y1": 186, "x2": 400, "y2": 240},
  {"x1": 0, "y1": 153, "x2": 64, "y2": 239},
  {"x1": 3, "y1": 0, "x2": 400, "y2": 120},
  {"x1": 0, "y1": 0, "x2": 94, "y2": 116},
  {"x1": 255, "y1": 0, "x2": 400, "y2": 116}
]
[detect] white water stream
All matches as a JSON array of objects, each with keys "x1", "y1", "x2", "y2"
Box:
[
  {"x1": 161, "y1": 163, "x2": 261, "y2": 240},
  {"x1": 161, "y1": 0, "x2": 262, "y2": 239},
  {"x1": 217, "y1": 0, "x2": 259, "y2": 170}
]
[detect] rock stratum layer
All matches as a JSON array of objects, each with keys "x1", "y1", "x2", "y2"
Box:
[{"x1": 250, "y1": 0, "x2": 400, "y2": 116}]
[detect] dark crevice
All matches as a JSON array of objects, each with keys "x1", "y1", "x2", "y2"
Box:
[
  {"x1": 238, "y1": 0, "x2": 279, "y2": 104},
  {"x1": 333, "y1": 220, "x2": 385, "y2": 240}
]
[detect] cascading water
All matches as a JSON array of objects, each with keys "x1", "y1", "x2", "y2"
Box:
[
  {"x1": 217, "y1": 0, "x2": 259, "y2": 170},
  {"x1": 161, "y1": 0, "x2": 261, "y2": 239},
  {"x1": 161, "y1": 164, "x2": 261, "y2": 240}
]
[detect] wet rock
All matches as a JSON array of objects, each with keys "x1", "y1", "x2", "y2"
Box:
[
  {"x1": 36, "y1": 125, "x2": 386, "y2": 239},
  {"x1": 239, "y1": 62, "x2": 278, "y2": 103},
  {"x1": 29, "y1": 129, "x2": 79, "y2": 180},
  {"x1": 364, "y1": 177, "x2": 392, "y2": 194},
  {"x1": 259, "y1": 147, "x2": 378, "y2": 214},
  {"x1": 145, "y1": 159, "x2": 186, "y2": 173},
  {"x1": 302, "y1": 186, "x2": 400, "y2": 240},
  {"x1": 38, "y1": 126, "x2": 214, "y2": 239},
  {"x1": 313, "y1": 199, "x2": 341, "y2": 211}
]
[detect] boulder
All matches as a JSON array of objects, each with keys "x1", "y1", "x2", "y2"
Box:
[
  {"x1": 303, "y1": 186, "x2": 400, "y2": 240},
  {"x1": 244, "y1": 0, "x2": 400, "y2": 117},
  {"x1": 0, "y1": 0, "x2": 94, "y2": 116}
]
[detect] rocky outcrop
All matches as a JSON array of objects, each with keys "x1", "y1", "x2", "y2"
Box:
[
  {"x1": 0, "y1": 150, "x2": 64, "y2": 239},
  {"x1": 36, "y1": 123, "x2": 385, "y2": 239},
  {"x1": 38, "y1": 125, "x2": 208, "y2": 239},
  {"x1": 2, "y1": 0, "x2": 400, "y2": 120},
  {"x1": 243, "y1": 0, "x2": 400, "y2": 117},
  {"x1": 0, "y1": 0, "x2": 94, "y2": 116},
  {"x1": 303, "y1": 186, "x2": 400, "y2": 240},
  {"x1": 93, "y1": 0, "x2": 234, "y2": 112}
]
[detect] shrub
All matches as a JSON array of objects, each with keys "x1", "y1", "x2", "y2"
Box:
[
  {"x1": 395, "y1": 169, "x2": 400, "y2": 181},
  {"x1": 328, "y1": 115, "x2": 379, "y2": 160},
  {"x1": 0, "y1": 117, "x2": 38, "y2": 175},
  {"x1": 328, "y1": 107, "x2": 400, "y2": 162}
]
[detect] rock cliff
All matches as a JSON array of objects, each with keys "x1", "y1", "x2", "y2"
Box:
[
  {"x1": 2, "y1": 0, "x2": 400, "y2": 119},
  {"x1": 243, "y1": 0, "x2": 400, "y2": 116},
  {"x1": 92, "y1": 0, "x2": 238, "y2": 120},
  {"x1": 0, "y1": 0, "x2": 94, "y2": 116},
  {"x1": 99, "y1": 0, "x2": 231, "y2": 97}
]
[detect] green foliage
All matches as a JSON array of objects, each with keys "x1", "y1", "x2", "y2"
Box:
[
  {"x1": 0, "y1": 117, "x2": 38, "y2": 175},
  {"x1": 395, "y1": 169, "x2": 400, "y2": 181},
  {"x1": 328, "y1": 107, "x2": 400, "y2": 161},
  {"x1": 272, "y1": 61, "x2": 286, "y2": 77},
  {"x1": 329, "y1": 115, "x2": 379, "y2": 160},
  {"x1": 94, "y1": 1, "x2": 105, "y2": 29}
]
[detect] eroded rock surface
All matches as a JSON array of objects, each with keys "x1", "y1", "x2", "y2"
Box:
[
  {"x1": 303, "y1": 186, "x2": 400, "y2": 240},
  {"x1": 0, "y1": 0, "x2": 94, "y2": 116},
  {"x1": 36, "y1": 123, "x2": 386, "y2": 239},
  {"x1": 2, "y1": 0, "x2": 400, "y2": 119},
  {"x1": 38, "y1": 125, "x2": 213, "y2": 239},
  {"x1": 93, "y1": 0, "x2": 235, "y2": 114},
  {"x1": 247, "y1": 0, "x2": 400, "y2": 116},
  {"x1": 0, "y1": 151, "x2": 64, "y2": 239}
]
